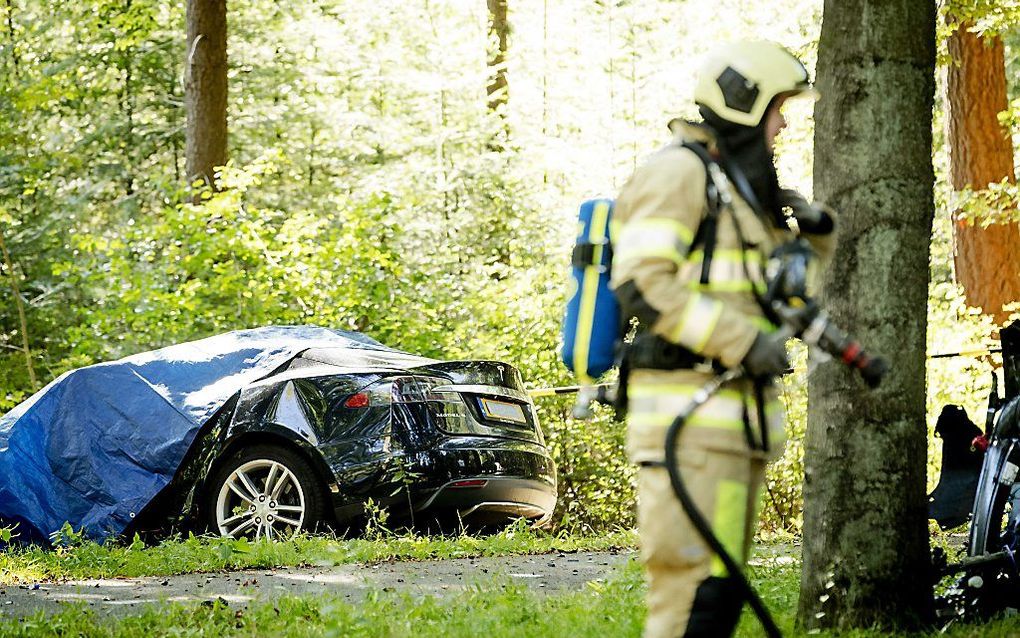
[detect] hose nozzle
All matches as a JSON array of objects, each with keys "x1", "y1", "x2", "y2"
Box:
[{"x1": 858, "y1": 355, "x2": 889, "y2": 388}]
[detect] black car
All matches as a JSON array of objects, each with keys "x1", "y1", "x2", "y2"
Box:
[
  {"x1": 0, "y1": 327, "x2": 557, "y2": 543},
  {"x1": 162, "y1": 345, "x2": 557, "y2": 539}
]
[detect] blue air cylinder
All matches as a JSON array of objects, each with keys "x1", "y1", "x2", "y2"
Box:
[{"x1": 560, "y1": 198, "x2": 620, "y2": 383}]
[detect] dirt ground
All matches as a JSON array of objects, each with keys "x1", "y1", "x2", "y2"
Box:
[{"x1": 0, "y1": 550, "x2": 637, "y2": 619}]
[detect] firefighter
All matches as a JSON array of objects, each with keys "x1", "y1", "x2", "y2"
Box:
[{"x1": 610, "y1": 41, "x2": 835, "y2": 637}]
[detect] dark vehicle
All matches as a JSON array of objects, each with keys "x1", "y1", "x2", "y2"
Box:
[
  {"x1": 930, "y1": 321, "x2": 1020, "y2": 622},
  {"x1": 0, "y1": 327, "x2": 556, "y2": 543},
  {"x1": 193, "y1": 348, "x2": 557, "y2": 539}
]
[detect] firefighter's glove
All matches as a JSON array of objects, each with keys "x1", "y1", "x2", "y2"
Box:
[
  {"x1": 742, "y1": 331, "x2": 790, "y2": 379},
  {"x1": 778, "y1": 188, "x2": 834, "y2": 235}
]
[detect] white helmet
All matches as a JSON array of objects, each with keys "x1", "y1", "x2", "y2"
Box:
[{"x1": 694, "y1": 41, "x2": 815, "y2": 127}]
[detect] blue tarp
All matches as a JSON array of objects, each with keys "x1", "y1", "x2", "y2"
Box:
[{"x1": 0, "y1": 326, "x2": 390, "y2": 542}]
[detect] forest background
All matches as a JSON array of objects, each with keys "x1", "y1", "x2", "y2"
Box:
[{"x1": 0, "y1": 0, "x2": 1016, "y2": 534}]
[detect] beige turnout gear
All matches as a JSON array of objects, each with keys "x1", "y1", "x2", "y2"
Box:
[{"x1": 611, "y1": 120, "x2": 833, "y2": 638}]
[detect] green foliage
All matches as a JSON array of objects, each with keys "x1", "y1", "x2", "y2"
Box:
[
  {"x1": 539, "y1": 398, "x2": 635, "y2": 532},
  {"x1": 0, "y1": 524, "x2": 17, "y2": 544},
  {"x1": 950, "y1": 178, "x2": 1020, "y2": 227},
  {"x1": 362, "y1": 498, "x2": 393, "y2": 541},
  {"x1": 47, "y1": 523, "x2": 87, "y2": 549},
  {"x1": 761, "y1": 346, "x2": 809, "y2": 533},
  {"x1": 943, "y1": 0, "x2": 1020, "y2": 37}
]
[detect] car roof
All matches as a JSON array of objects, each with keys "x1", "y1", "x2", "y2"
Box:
[{"x1": 298, "y1": 347, "x2": 438, "y2": 370}]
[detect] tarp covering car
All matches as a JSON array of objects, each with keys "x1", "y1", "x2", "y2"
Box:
[{"x1": 0, "y1": 326, "x2": 395, "y2": 543}]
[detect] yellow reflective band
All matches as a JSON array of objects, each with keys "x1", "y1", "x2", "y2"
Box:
[
  {"x1": 750, "y1": 316, "x2": 779, "y2": 336},
  {"x1": 680, "y1": 248, "x2": 764, "y2": 290},
  {"x1": 748, "y1": 486, "x2": 764, "y2": 560},
  {"x1": 685, "y1": 280, "x2": 754, "y2": 293},
  {"x1": 686, "y1": 248, "x2": 762, "y2": 264},
  {"x1": 671, "y1": 293, "x2": 724, "y2": 352},
  {"x1": 608, "y1": 218, "x2": 623, "y2": 244},
  {"x1": 632, "y1": 217, "x2": 695, "y2": 245},
  {"x1": 573, "y1": 200, "x2": 612, "y2": 383},
  {"x1": 627, "y1": 412, "x2": 745, "y2": 432},
  {"x1": 589, "y1": 200, "x2": 611, "y2": 266},
  {"x1": 628, "y1": 385, "x2": 745, "y2": 402},
  {"x1": 615, "y1": 217, "x2": 695, "y2": 267},
  {"x1": 711, "y1": 480, "x2": 749, "y2": 577},
  {"x1": 616, "y1": 246, "x2": 687, "y2": 265}
]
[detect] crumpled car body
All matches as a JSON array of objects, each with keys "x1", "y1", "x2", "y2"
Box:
[{"x1": 0, "y1": 326, "x2": 557, "y2": 543}]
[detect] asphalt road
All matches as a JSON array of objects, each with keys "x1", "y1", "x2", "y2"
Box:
[{"x1": 0, "y1": 550, "x2": 637, "y2": 619}]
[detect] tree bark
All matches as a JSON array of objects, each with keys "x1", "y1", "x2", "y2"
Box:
[
  {"x1": 798, "y1": 1, "x2": 936, "y2": 630},
  {"x1": 486, "y1": 0, "x2": 509, "y2": 128},
  {"x1": 185, "y1": 0, "x2": 227, "y2": 191},
  {"x1": 946, "y1": 21, "x2": 1020, "y2": 326}
]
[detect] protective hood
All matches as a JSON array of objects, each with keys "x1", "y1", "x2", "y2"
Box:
[
  {"x1": 699, "y1": 106, "x2": 784, "y2": 226},
  {"x1": 0, "y1": 326, "x2": 394, "y2": 543}
]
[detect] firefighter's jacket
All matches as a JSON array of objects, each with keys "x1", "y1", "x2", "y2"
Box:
[{"x1": 611, "y1": 120, "x2": 835, "y2": 463}]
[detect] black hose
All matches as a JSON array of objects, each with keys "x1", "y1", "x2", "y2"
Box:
[{"x1": 663, "y1": 378, "x2": 782, "y2": 638}]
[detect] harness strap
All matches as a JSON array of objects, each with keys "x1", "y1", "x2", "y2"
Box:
[
  {"x1": 680, "y1": 142, "x2": 724, "y2": 286},
  {"x1": 754, "y1": 379, "x2": 770, "y2": 454}
]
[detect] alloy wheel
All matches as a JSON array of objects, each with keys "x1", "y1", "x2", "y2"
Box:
[{"x1": 214, "y1": 459, "x2": 306, "y2": 540}]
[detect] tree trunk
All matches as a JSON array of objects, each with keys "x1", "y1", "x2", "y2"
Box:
[
  {"x1": 486, "y1": 0, "x2": 509, "y2": 129},
  {"x1": 0, "y1": 223, "x2": 36, "y2": 389},
  {"x1": 798, "y1": 1, "x2": 936, "y2": 631},
  {"x1": 946, "y1": 21, "x2": 1020, "y2": 326},
  {"x1": 185, "y1": 0, "x2": 227, "y2": 191}
]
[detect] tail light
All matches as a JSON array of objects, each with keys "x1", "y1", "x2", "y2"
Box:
[
  {"x1": 344, "y1": 393, "x2": 370, "y2": 408},
  {"x1": 390, "y1": 376, "x2": 447, "y2": 403},
  {"x1": 343, "y1": 376, "x2": 448, "y2": 408},
  {"x1": 449, "y1": 479, "x2": 487, "y2": 488}
]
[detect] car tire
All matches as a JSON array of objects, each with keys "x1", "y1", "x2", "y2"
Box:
[{"x1": 206, "y1": 444, "x2": 327, "y2": 540}]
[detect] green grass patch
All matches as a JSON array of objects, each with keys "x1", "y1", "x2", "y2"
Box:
[
  {"x1": 0, "y1": 523, "x2": 636, "y2": 585},
  {"x1": 6, "y1": 559, "x2": 648, "y2": 638},
  {"x1": 4, "y1": 556, "x2": 1020, "y2": 637},
  {"x1": 738, "y1": 554, "x2": 1020, "y2": 638},
  {"x1": 2, "y1": 580, "x2": 635, "y2": 637}
]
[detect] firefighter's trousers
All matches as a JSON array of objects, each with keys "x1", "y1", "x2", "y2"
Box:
[{"x1": 626, "y1": 368, "x2": 785, "y2": 638}]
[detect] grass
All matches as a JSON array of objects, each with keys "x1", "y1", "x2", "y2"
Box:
[
  {"x1": 4, "y1": 525, "x2": 1020, "y2": 636},
  {"x1": 4, "y1": 553, "x2": 1020, "y2": 637},
  {"x1": 0, "y1": 523, "x2": 637, "y2": 585},
  {"x1": 7, "y1": 558, "x2": 647, "y2": 638}
]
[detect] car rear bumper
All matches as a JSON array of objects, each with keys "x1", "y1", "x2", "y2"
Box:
[
  {"x1": 327, "y1": 436, "x2": 557, "y2": 527},
  {"x1": 414, "y1": 476, "x2": 556, "y2": 525}
]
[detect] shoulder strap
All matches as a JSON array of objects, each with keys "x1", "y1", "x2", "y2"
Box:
[
  {"x1": 679, "y1": 142, "x2": 723, "y2": 285},
  {"x1": 719, "y1": 155, "x2": 766, "y2": 219}
]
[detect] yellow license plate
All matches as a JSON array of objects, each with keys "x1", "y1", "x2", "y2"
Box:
[{"x1": 479, "y1": 398, "x2": 527, "y2": 424}]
